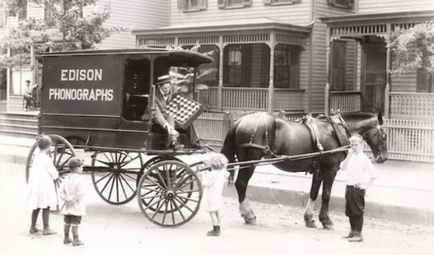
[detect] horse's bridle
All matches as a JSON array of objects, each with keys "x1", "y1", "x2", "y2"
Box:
[{"x1": 363, "y1": 125, "x2": 387, "y2": 146}]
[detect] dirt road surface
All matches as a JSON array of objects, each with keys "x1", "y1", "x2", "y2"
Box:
[{"x1": 1, "y1": 161, "x2": 433, "y2": 255}]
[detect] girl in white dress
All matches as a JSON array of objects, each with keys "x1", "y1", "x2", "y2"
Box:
[
  {"x1": 27, "y1": 135, "x2": 59, "y2": 235},
  {"x1": 200, "y1": 152, "x2": 229, "y2": 236}
]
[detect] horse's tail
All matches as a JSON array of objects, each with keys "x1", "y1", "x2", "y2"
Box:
[{"x1": 221, "y1": 119, "x2": 240, "y2": 164}]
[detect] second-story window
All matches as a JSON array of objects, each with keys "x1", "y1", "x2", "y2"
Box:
[
  {"x1": 178, "y1": 0, "x2": 207, "y2": 11},
  {"x1": 327, "y1": 0, "x2": 354, "y2": 9},
  {"x1": 218, "y1": 0, "x2": 252, "y2": 9},
  {"x1": 264, "y1": 0, "x2": 302, "y2": 5},
  {"x1": 17, "y1": 0, "x2": 27, "y2": 21}
]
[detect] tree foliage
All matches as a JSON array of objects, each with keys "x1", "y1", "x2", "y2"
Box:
[
  {"x1": 388, "y1": 20, "x2": 434, "y2": 74},
  {"x1": 0, "y1": 0, "x2": 129, "y2": 69}
]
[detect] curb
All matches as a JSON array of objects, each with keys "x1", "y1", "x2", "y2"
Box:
[{"x1": 223, "y1": 184, "x2": 434, "y2": 227}]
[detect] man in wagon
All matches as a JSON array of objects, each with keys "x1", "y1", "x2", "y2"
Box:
[{"x1": 147, "y1": 74, "x2": 205, "y2": 150}]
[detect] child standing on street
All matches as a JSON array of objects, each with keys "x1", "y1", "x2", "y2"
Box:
[
  {"x1": 27, "y1": 135, "x2": 58, "y2": 235},
  {"x1": 59, "y1": 157, "x2": 86, "y2": 246},
  {"x1": 200, "y1": 152, "x2": 230, "y2": 237},
  {"x1": 340, "y1": 134, "x2": 378, "y2": 242}
]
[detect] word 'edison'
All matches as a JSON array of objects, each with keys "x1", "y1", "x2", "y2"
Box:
[{"x1": 61, "y1": 69, "x2": 103, "y2": 81}]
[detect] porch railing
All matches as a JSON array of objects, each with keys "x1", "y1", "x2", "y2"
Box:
[
  {"x1": 199, "y1": 87, "x2": 304, "y2": 111},
  {"x1": 330, "y1": 91, "x2": 361, "y2": 113},
  {"x1": 390, "y1": 92, "x2": 434, "y2": 120}
]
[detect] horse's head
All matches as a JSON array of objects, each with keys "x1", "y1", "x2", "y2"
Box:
[{"x1": 362, "y1": 112, "x2": 388, "y2": 163}]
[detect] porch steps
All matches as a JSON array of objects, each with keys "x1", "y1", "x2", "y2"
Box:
[{"x1": 0, "y1": 112, "x2": 39, "y2": 139}]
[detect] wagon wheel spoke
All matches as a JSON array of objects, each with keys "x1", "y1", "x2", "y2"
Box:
[
  {"x1": 137, "y1": 160, "x2": 203, "y2": 227},
  {"x1": 91, "y1": 151, "x2": 143, "y2": 205}
]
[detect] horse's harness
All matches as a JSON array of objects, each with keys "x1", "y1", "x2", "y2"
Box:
[{"x1": 237, "y1": 112, "x2": 274, "y2": 154}]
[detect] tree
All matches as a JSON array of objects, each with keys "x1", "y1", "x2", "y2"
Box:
[
  {"x1": 0, "y1": 0, "x2": 129, "y2": 69},
  {"x1": 388, "y1": 20, "x2": 434, "y2": 74}
]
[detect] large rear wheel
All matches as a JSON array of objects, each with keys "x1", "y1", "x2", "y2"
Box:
[{"x1": 137, "y1": 160, "x2": 202, "y2": 227}]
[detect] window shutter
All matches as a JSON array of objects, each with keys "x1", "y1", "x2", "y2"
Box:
[
  {"x1": 199, "y1": 0, "x2": 208, "y2": 10},
  {"x1": 263, "y1": 0, "x2": 272, "y2": 5},
  {"x1": 178, "y1": 0, "x2": 186, "y2": 10},
  {"x1": 243, "y1": 0, "x2": 252, "y2": 6},
  {"x1": 417, "y1": 68, "x2": 427, "y2": 92},
  {"x1": 218, "y1": 0, "x2": 226, "y2": 8}
]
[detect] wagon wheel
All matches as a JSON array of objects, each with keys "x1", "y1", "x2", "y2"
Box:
[
  {"x1": 136, "y1": 155, "x2": 179, "y2": 188},
  {"x1": 25, "y1": 134, "x2": 76, "y2": 206},
  {"x1": 91, "y1": 151, "x2": 143, "y2": 205},
  {"x1": 137, "y1": 160, "x2": 203, "y2": 227},
  {"x1": 136, "y1": 156, "x2": 182, "y2": 212}
]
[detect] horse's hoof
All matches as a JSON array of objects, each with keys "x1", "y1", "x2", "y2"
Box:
[
  {"x1": 323, "y1": 224, "x2": 334, "y2": 230},
  {"x1": 244, "y1": 217, "x2": 257, "y2": 225},
  {"x1": 305, "y1": 221, "x2": 317, "y2": 228}
]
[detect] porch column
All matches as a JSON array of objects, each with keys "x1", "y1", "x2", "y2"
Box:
[
  {"x1": 267, "y1": 33, "x2": 276, "y2": 114},
  {"x1": 218, "y1": 36, "x2": 224, "y2": 110},
  {"x1": 384, "y1": 23, "x2": 392, "y2": 119},
  {"x1": 324, "y1": 28, "x2": 331, "y2": 117},
  {"x1": 6, "y1": 47, "x2": 10, "y2": 112}
]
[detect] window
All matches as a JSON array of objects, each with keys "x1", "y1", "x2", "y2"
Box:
[
  {"x1": 17, "y1": 0, "x2": 27, "y2": 21},
  {"x1": 218, "y1": 0, "x2": 252, "y2": 9},
  {"x1": 178, "y1": 0, "x2": 207, "y2": 11},
  {"x1": 263, "y1": 0, "x2": 302, "y2": 6},
  {"x1": 274, "y1": 44, "x2": 300, "y2": 89},
  {"x1": 226, "y1": 45, "x2": 242, "y2": 86},
  {"x1": 330, "y1": 41, "x2": 346, "y2": 91},
  {"x1": 327, "y1": 0, "x2": 354, "y2": 9},
  {"x1": 417, "y1": 68, "x2": 433, "y2": 93}
]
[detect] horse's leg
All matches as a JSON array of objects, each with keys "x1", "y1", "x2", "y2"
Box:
[
  {"x1": 318, "y1": 166, "x2": 339, "y2": 230},
  {"x1": 235, "y1": 164, "x2": 257, "y2": 225},
  {"x1": 304, "y1": 169, "x2": 323, "y2": 228}
]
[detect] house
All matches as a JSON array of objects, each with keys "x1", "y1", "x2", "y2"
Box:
[{"x1": 1, "y1": 0, "x2": 433, "y2": 162}]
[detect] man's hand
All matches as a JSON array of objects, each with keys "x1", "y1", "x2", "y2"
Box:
[{"x1": 166, "y1": 125, "x2": 179, "y2": 137}]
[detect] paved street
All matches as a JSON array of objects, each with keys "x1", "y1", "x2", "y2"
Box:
[{"x1": 1, "y1": 160, "x2": 434, "y2": 255}]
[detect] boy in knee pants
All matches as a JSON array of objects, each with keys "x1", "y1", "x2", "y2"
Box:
[
  {"x1": 59, "y1": 157, "x2": 86, "y2": 246},
  {"x1": 340, "y1": 134, "x2": 377, "y2": 242}
]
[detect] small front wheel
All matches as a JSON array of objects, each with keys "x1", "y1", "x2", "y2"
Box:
[{"x1": 137, "y1": 160, "x2": 202, "y2": 227}]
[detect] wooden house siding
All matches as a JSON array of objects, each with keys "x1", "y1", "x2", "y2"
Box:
[
  {"x1": 97, "y1": 0, "x2": 170, "y2": 49},
  {"x1": 309, "y1": 0, "x2": 355, "y2": 113},
  {"x1": 357, "y1": 0, "x2": 434, "y2": 14},
  {"x1": 170, "y1": 0, "x2": 312, "y2": 26}
]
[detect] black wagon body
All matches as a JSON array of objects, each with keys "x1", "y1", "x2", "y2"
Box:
[
  {"x1": 26, "y1": 48, "x2": 214, "y2": 227},
  {"x1": 40, "y1": 48, "x2": 213, "y2": 151}
]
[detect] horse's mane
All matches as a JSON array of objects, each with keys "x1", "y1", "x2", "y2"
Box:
[{"x1": 339, "y1": 112, "x2": 376, "y2": 120}]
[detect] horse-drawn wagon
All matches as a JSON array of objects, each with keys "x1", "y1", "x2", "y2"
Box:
[{"x1": 26, "y1": 48, "x2": 213, "y2": 226}]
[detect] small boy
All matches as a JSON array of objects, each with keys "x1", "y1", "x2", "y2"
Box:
[
  {"x1": 59, "y1": 157, "x2": 86, "y2": 246},
  {"x1": 340, "y1": 134, "x2": 378, "y2": 242}
]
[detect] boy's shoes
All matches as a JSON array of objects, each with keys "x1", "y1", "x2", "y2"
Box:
[
  {"x1": 206, "y1": 230, "x2": 220, "y2": 236},
  {"x1": 348, "y1": 235, "x2": 363, "y2": 242},
  {"x1": 42, "y1": 229, "x2": 57, "y2": 235},
  {"x1": 64, "y1": 238, "x2": 73, "y2": 244},
  {"x1": 29, "y1": 227, "x2": 40, "y2": 234},
  {"x1": 73, "y1": 240, "x2": 85, "y2": 246},
  {"x1": 169, "y1": 141, "x2": 184, "y2": 150}
]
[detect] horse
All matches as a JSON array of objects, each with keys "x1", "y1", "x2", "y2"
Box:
[{"x1": 220, "y1": 112, "x2": 388, "y2": 230}]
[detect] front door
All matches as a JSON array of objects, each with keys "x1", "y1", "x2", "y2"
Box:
[{"x1": 362, "y1": 40, "x2": 386, "y2": 112}]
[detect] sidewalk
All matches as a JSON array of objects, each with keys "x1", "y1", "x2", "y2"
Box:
[{"x1": 1, "y1": 135, "x2": 433, "y2": 226}]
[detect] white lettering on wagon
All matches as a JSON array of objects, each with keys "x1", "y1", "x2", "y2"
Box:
[
  {"x1": 49, "y1": 88, "x2": 114, "y2": 101},
  {"x1": 60, "y1": 69, "x2": 103, "y2": 81}
]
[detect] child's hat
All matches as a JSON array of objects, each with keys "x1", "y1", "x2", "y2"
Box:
[{"x1": 69, "y1": 157, "x2": 84, "y2": 169}]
